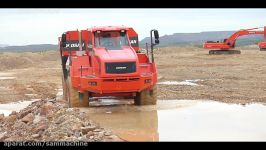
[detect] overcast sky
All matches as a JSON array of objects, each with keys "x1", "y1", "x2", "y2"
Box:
[{"x1": 0, "y1": 9, "x2": 266, "y2": 45}]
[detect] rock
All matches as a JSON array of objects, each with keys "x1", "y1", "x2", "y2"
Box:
[
  {"x1": 4, "y1": 137, "x2": 17, "y2": 141},
  {"x1": 83, "y1": 121, "x2": 91, "y2": 127},
  {"x1": 13, "y1": 121, "x2": 26, "y2": 129},
  {"x1": 45, "y1": 102, "x2": 54, "y2": 108},
  {"x1": 33, "y1": 115, "x2": 45, "y2": 124},
  {"x1": 107, "y1": 135, "x2": 123, "y2": 141},
  {"x1": 67, "y1": 131, "x2": 73, "y2": 137},
  {"x1": 35, "y1": 124, "x2": 48, "y2": 133},
  {"x1": 10, "y1": 111, "x2": 17, "y2": 116},
  {"x1": 93, "y1": 129, "x2": 101, "y2": 132},
  {"x1": 18, "y1": 109, "x2": 32, "y2": 120},
  {"x1": 71, "y1": 123, "x2": 82, "y2": 132},
  {"x1": 5, "y1": 115, "x2": 17, "y2": 124},
  {"x1": 32, "y1": 134, "x2": 40, "y2": 138},
  {"x1": 55, "y1": 116, "x2": 65, "y2": 124},
  {"x1": 38, "y1": 130, "x2": 44, "y2": 136},
  {"x1": 21, "y1": 113, "x2": 34, "y2": 124},
  {"x1": 104, "y1": 131, "x2": 112, "y2": 136},
  {"x1": 0, "y1": 114, "x2": 4, "y2": 121},
  {"x1": 66, "y1": 108, "x2": 74, "y2": 112},
  {"x1": 81, "y1": 126, "x2": 97, "y2": 134},
  {"x1": 86, "y1": 131, "x2": 94, "y2": 137},
  {"x1": 74, "y1": 131, "x2": 82, "y2": 137},
  {"x1": 47, "y1": 113, "x2": 54, "y2": 119},
  {"x1": 0, "y1": 132, "x2": 7, "y2": 141},
  {"x1": 60, "y1": 132, "x2": 68, "y2": 137},
  {"x1": 39, "y1": 102, "x2": 54, "y2": 116},
  {"x1": 105, "y1": 136, "x2": 114, "y2": 140},
  {"x1": 78, "y1": 136, "x2": 87, "y2": 141},
  {"x1": 73, "y1": 108, "x2": 80, "y2": 112}
]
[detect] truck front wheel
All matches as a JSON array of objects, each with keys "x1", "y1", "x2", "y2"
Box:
[
  {"x1": 65, "y1": 77, "x2": 89, "y2": 108},
  {"x1": 134, "y1": 85, "x2": 157, "y2": 105}
]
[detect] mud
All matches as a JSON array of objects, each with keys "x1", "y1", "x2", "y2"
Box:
[{"x1": 80, "y1": 99, "x2": 266, "y2": 141}]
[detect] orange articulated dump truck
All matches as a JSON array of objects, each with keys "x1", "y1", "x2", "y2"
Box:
[{"x1": 58, "y1": 26, "x2": 160, "y2": 107}]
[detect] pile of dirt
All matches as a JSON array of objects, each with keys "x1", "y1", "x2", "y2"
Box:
[
  {"x1": 0, "y1": 51, "x2": 60, "y2": 71},
  {"x1": 0, "y1": 50, "x2": 62, "y2": 103},
  {"x1": 0, "y1": 54, "x2": 34, "y2": 71},
  {"x1": 0, "y1": 99, "x2": 123, "y2": 142}
]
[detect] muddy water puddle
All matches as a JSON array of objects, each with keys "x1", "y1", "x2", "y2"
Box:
[
  {"x1": 0, "y1": 72, "x2": 16, "y2": 80},
  {"x1": 157, "y1": 79, "x2": 203, "y2": 86},
  {"x1": 0, "y1": 99, "x2": 39, "y2": 116},
  {"x1": 80, "y1": 100, "x2": 266, "y2": 141}
]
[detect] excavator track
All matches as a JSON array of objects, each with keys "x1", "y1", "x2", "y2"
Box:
[
  {"x1": 260, "y1": 48, "x2": 266, "y2": 51},
  {"x1": 209, "y1": 50, "x2": 241, "y2": 55}
]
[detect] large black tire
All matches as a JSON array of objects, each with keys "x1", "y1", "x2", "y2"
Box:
[
  {"x1": 134, "y1": 86, "x2": 157, "y2": 105},
  {"x1": 65, "y1": 77, "x2": 89, "y2": 108}
]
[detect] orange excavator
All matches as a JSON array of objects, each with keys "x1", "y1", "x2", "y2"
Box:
[{"x1": 203, "y1": 26, "x2": 266, "y2": 54}]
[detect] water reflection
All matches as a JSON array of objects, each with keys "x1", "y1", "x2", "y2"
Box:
[
  {"x1": 87, "y1": 110, "x2": 159, "y2": 141},
  {"x1": 80, "y1": 99, "x2": 266, "y2": 141}
]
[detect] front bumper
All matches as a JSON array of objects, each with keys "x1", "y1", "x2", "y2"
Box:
[{"x1": 74, "y1": 74, "x2": 157, "y2": 94}]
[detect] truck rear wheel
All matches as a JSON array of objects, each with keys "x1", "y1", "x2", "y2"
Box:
[
  {"x1": 62, "y1": 76, "x2": 67, "y2": 101},
  {"x1": 65, "y1": 77, "x2": 89, "y2": 108},
  {"x1": 134, "y1": 85, "x2": 157, "y2": 105}
]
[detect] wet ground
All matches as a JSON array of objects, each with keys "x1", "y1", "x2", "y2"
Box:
[
  {"x1": 80, "y1": 99, "x2": 266, "y2": 141},
  {"x1": 2, "y1": 48, "x2": 266, "y2": 141},
  {"x1": 0, "y1": 100, "x2": 39, "y2": 116}
]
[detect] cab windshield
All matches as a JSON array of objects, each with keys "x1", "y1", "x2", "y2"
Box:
[{"x1": 94, "y1": 31, "x2": 129, "y2": 50}]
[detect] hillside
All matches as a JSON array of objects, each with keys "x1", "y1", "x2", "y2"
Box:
[
  {"x1": 0, "y1": 44, "x2": 57, "y2": 52},
  {"x1": 140, "y1": 31, "x2": 264, "y2": 47}
]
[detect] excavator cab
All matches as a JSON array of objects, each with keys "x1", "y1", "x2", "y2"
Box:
[{"x1": 223, "y1": 38, "x2": 227, "y2": 43}]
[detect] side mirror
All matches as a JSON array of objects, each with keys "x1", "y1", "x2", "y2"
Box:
[
  {"x1": 155, "y1": 39, "x2": 159, "y2": 44},
  {"x1": 153, "y1": 30, "x2": 159, "y2": 44},
  {"x1": 154, "y1": 30, "x2": 159, "y2": 39}
]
